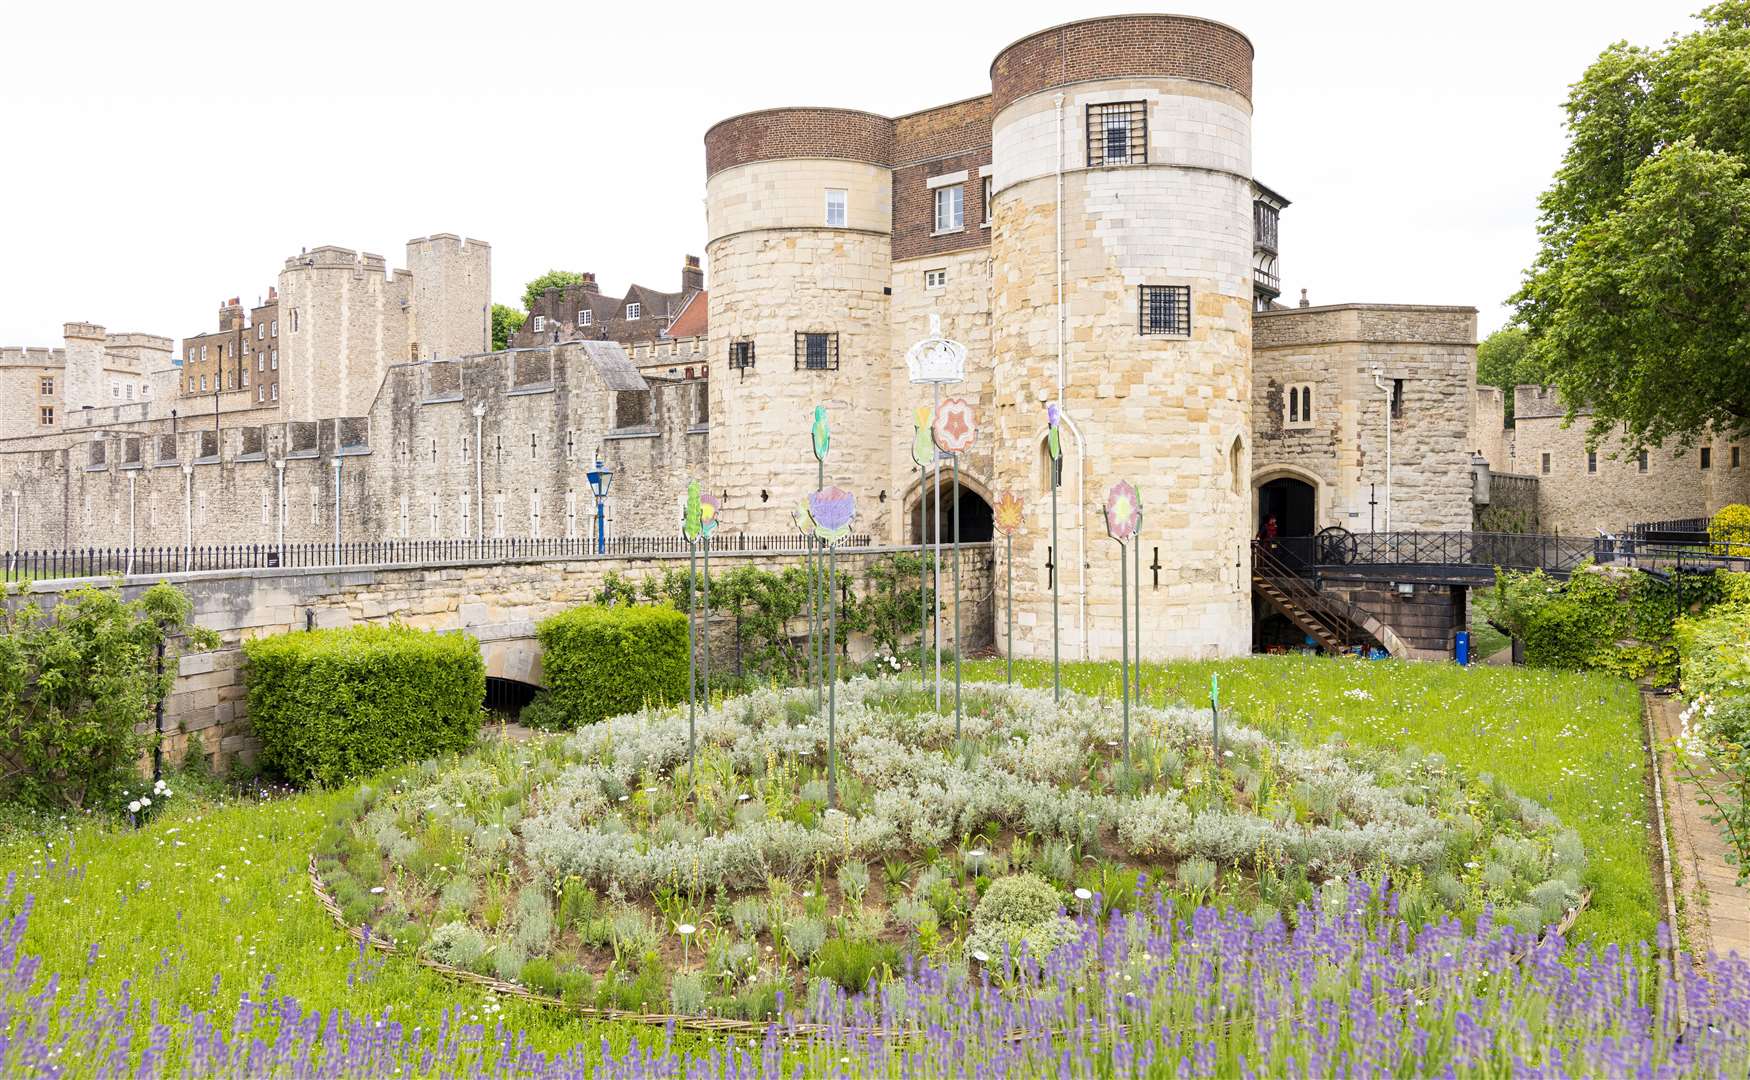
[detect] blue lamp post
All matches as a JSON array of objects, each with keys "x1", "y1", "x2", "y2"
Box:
[{"x1": 586, "y1": 458, "x2": 613, "y2": 554}]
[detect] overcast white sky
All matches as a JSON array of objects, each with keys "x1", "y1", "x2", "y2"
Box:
[{"x1": 0, "y1": 1, "x2": 1706, "y2": 349}]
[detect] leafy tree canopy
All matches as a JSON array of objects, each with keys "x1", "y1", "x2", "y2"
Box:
[
  {"x1": 1477, "y1": 327, "x2": 1530, "y2": 423},
  {"x1": 490, "y1": 304, "x2": 524, "y2": 351},
  {"x1": 1512, "y1": 1, "x2": 1750, "y2": 450},
  {"x1": 521, "y1": 270, "x2": 588, "y2": 313}
]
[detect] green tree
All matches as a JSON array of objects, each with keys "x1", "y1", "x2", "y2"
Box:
[
  {"x1": 1512, "y1": 2, "x2": 1750, "y2": 451},
  {"x1": 0, "y1": 582, "x2": 218, "y2": 811},
  {"x1": 490, "y1": 304, "x2": 525, "y2": 351},
  {"x1": 1476, "y1": 327, "x2": 1529, "y2": 423},
  {"x1": 521, "y1": 270, "x2": 588, "y2": 313}
]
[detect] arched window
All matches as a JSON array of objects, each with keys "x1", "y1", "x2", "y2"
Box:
[{"x1": 1284, "y1": 384, "x2": 1314, "y2": 429}]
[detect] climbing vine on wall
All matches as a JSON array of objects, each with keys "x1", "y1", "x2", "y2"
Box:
[{"x1": 1491, "y1": 562, "x2": 1722, "y2": 685}]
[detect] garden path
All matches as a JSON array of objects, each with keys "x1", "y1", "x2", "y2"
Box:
[{"x1": 1649, "y1": 693, "x2": 1750, "y2": 959}]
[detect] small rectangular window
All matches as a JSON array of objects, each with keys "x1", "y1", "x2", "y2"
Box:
[
  {"x1": 40, "y1": 377, "x2": 53, "y2": 395},
  {"x1": 1285, "y1": 384, "x2": 1314, "y2": 428},
  {"x1": 241, "y1": 368, "x2": 249, "y2": 388},
  {"x1": 258, "y1": 385, "x2": 265, "y2": 402},
  {"x1": 825, "y1": 188, "x2": 847, "y2": 227},
  {"x1": 934, "y1": 185, "x2": 964, "y2": 233},
  {"x1": 271, "y1": 349, "x2": 278, "y2": 369},
  {"x1": 291, "y1": 309, "x2": 299, "y2": 332},
  {"x1": 531, "y1": 315, "x2": 546, "y2": 333},
  {"x1": 795, "y1": 332, "x2": 839, "y2": 371},
  {"x1": 626, "y1": 303, "x2": 641, "y2": 321},
  {"x1": 257, "y1": 323, "x2": 265, "y2": 340},
  {"x1": 1733, "y1": 446, "x2": 1741, "y2": 469},
  {"x1": 200, "y1": 345, "x2": 208, "y2": 361},
  {"x1": 258, "y1": 354, "x2": 265, "y2": 371},
  {"x1": 1587, "y1": 451, "x2": 1596, "y2": 473},
  {"x1": 1701, "y1": 447, "x2": 1712, "y2": 470},
  {"x1": 1087, "y1": 101, "x2": 1147, "y2": 166},
  {"x1": 730, "y1": 339, "x2": 755, "y2": 374},
  {"x1": 578, "y1": 309, "x2": 592, "y2": 327},
  {"x1": 188, "y1": 377, "x2": 195, "y2": 392},
  {"x1": 200, "y1": 375, "x2": 208, "y2": 391},
  {"x1": 271, "y1": 318, "x2": 277, "y2": 337},
  {"x1": 1638, "y1": 450, "x2": 1649, "y2": 473},
  {"x1": 1391, "y1": 379, "x2": 1405, "y2": 420},
  {"x1": 1138, "y1": 285, "x2": 1191, "y2": 337},
  {"x1": 925, "y1": 268, "x2": 947, "y2": 289},
  {"x1": 271, "y1": 384, "x2": 278, "y2": 401},
  {"x1": 1541, "y1": 452, "x2": 1551, "y2": 475},
  {"x1": 39, "y1": 405, "x2": 54, "y2": 426},
  {"x1": 981, "y1": 176, "x2": 993, "y2": 225}
]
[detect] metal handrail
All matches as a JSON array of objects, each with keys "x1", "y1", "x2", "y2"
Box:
[{"x1": 1251, "y1": 541, "x2": 1363, "y2": 645}]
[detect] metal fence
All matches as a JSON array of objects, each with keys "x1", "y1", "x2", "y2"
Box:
[
  {"x1": 1272, "y1": 530, "x2": 1604, "y2": 577},
  {"x1": 2, "y1": 533, "x2": 875, "y2": 583}
]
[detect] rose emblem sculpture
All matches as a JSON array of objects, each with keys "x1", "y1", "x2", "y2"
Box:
[
  {"x1": 932, "y1": 397, "x2": 976, "y2": 455},
  {"x1": 1104, "y1": 480, "x2": 1142, "y2": 543}
]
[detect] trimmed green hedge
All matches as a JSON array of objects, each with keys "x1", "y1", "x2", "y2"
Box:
[
  {"x1": 243, "y1": 624, "x2": 484, "y2": 786},
  {"x1": 536, "y1": 604, "x2": 688, "y2": 726}
]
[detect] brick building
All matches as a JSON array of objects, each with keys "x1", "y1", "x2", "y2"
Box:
[
  {"x1": 180, "y1": 293, "x2": 280, "y2": 403},
  {"x1": 511, "y1": 256, "x2": 704, "y2": 351}
]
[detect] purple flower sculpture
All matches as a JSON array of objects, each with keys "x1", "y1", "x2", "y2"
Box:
[{"x1": 809, "y1": 486, "x2": 855, "y2": 545}]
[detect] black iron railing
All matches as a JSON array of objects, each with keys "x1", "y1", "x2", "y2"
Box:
[
  {"x1": 2, "y1": 533, "x2": 875, "y2": 583},
  {"x1": 1272, "y1": 530, "x2": 1604, "y2": 577},
  {"x1": 1251, "y1": 540, "x2": 1368, "y2": 647}
]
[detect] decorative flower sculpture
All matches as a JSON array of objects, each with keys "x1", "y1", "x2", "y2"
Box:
[
  {"x1": 932, "y1": 397, "x2": 976, "y2": 454},
  {"x1": 793, "y1": 496, "x2": 815, "y2": 536},
  {"x1": 992, "y1": 490, "x2": 1024, "y2": 536},
  {"x1": 698, "y1": 492, "x2": 721, "y2": 538},
  {"x1": 682, "y1": 480, "x2": 704, "y2": 542},
  {"x1": 812, "y1": 405, "x2": 831, "y2": 462},
  {"x1": 911, "y1": 406, "x2": 936, "y2": 469},
  {"x1": 809, "y1": 486, "x2": 856, "y2": 544},
  {"x1": 1046, "y1": 403, "x2": 1062, "y2": 463},
  {"x1": 1104, "y1": 480, "x2": 1142, "y2": 543}
]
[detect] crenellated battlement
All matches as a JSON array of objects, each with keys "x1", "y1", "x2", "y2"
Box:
[
  {"x1": 62, "y1": 321, "x2": 105, "y2": 341},
  {"x1": 0, "y1": 347, "x2": 66, "y2": 366},
  {"x1": 104, "y1": 332, "x2": 173, "y2": 350}
]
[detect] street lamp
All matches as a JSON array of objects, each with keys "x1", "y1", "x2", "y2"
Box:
[{"x1": 586, "y1": 458, "x2": 613, "y2": 554}]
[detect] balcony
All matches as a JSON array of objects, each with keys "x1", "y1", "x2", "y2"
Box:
[{"x1": 1254, "y1": 200, "x2": 1280, "y2": 255}]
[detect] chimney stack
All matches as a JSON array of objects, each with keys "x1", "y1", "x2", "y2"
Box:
[
  {"x1": 681, "y1": 254, "x2": 704, "y2": 295},
  {"x1": 577, "y1": 272, "x2": 600, "y2": 295},
  {"x1": 1297, "y1": 288, "x2": 1310, "y2": 308}
]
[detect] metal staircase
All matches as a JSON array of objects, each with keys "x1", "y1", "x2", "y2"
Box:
[{"x1": 1250, "y1": 540, "x2": 1368, "y2": 653}]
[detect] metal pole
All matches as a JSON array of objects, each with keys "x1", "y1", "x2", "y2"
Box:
[
  {"x1": 919, "y1": 473, "x2": 928, "y2": 683},
  {"x1": 932, "y1": 382, "x2": 942, "y2": 711},
  {"x1": 1005, "y1": 532, "x2": 1013, "y2": 686},
  {"x1": 1119, "y1": 537, "x2": 1130, "y2": 773},
  {"x1": 687, "y1": 540, "x2": 697, "y2": 778},
  {"x1": 827, "y1": 540, "x2": 839, "y2": 809},
  {"x1": 808, "y1": 533, "x2": 820, "y2": 712},
  {"x1": 952, "y1": 453, "x2": 962, "y2": 735},
  {"x1": 152, "y1": 633, "x2": 165, "y2": 782},
  {"x1": 1133, "y1": 534, "x2": 1142, "y2": 705},
  {"x1": 595, "y1": 498, "x2": 605, "y2": 555},
  {"x1": 1050, "y1": 459, "x2": 1060, "y2": 702},
  {"x1": 702, "y1": 533, "x2": 711, "y2": 706}
]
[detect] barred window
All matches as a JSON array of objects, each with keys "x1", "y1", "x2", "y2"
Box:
[
  {"x1": 1138, "y1": 286, "x2": 1190, "y2": 337},
  {"x1": 1088, "y1": 102, "x2": 1146, "y2": 166},
  {"x1": 795, "y1": 332, "x2": 839, "y2": 371},
  {"x1": 730, "y1": 339, "x2": 755, "y2": 374}
]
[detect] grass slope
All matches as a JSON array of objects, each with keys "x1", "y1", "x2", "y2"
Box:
[
  {"x1": 965, "y1": 655, "x2": 1655, "y2": 946},
  {"x1": 0, "y1": 776, "x2": 718, "y2": 1073}
]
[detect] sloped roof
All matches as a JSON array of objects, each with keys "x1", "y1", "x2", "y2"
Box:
[
  {"x1": 664, "y1": 290, "x2": 708, "y2": 339},
  {"x1": 577, "y1": 340, "x2": 647, "y2": 391}
]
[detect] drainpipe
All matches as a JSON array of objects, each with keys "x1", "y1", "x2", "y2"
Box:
[
  {"x1": 181, "y1": 463, "x2": 193, "y2": 571},
  {"x1": 1372, "y1": 369, "x2": 1392, "y2": 533},
  {"x1": 126, "y1": 474, "x2": 136, "y2": 576},
  {"x1": 472, "y1": 403, "x2": 486, "y2": 542},
  {"x1": 1052, "y1": 92, "x2": 1090, "y2": 660},
  {"x1": 274, "y1": 458, "x2": 286, "y2": 558},
  {"x1": 10, "y1": 490, "x2": 18, "y2": 553},
  {"x1": 331, "y1": 457, "x2": 343, "y2": 561}
]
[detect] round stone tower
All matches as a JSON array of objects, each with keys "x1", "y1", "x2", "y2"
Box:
[
  {"x1": 703, "y1": 108, "x2": 895, "y2": 534},
  {"x1": 987, "y1": 15, "x2": 1257, "y2": 659}
]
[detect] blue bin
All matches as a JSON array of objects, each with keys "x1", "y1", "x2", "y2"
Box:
[{"x1": 1455, "y1": 630, "x2": 1471, "y2": 666}]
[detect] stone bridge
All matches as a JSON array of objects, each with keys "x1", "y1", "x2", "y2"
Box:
[{"x1": 12, "y1": 544, "x2": 994, "y2": 769}]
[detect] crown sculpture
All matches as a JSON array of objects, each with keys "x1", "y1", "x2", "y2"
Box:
[{"x1": 905, "y1": 313, "x2": 967, "y2": 385}]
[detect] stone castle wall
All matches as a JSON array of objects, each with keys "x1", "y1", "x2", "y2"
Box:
[
  {"x1": 0, "y1": 341, "x2": 703, "y2": 551},
  {"x1": 1253, "y1": 304, "x2": 1477, "y2": 532},
  {"x1": 1511, "y1": 385, "x2": 1750, "y2": 532}
]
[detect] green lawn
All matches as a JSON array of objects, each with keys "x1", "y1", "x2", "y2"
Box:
[
  {"x1": 964, "y1": 655, "x2": 1657, "y2": 946},
  {"x1": 0, "y1": 773, "x2": 721, "y2": 1071}
]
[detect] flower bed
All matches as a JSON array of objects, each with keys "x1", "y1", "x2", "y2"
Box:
[{"x1": 316, "y1": 680, "x2": 1586, "y2": 1019}]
